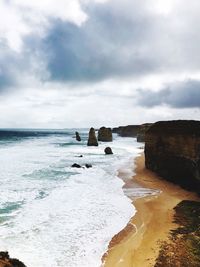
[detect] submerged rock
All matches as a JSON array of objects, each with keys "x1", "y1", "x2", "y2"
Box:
[
  {"x1": 71, "y1": 163, "x2": 82, "y2": 168},
  {"x1": 0, "y1": 251, "x2": 26, "y2": 267},
  {"x1": 104, "y1": 147, "x2": 113, "y2": 155},
  {"x1": 71, "y1": 163, "x2": 92, "y2": 168},
  {"x1": 98, "y1": 127, "x2": 113, "y2": 142},
  {"x1": 87, "y1": 128, "x2": 98, "y2": 146},
  {"x1": 75, "y1": 131, "x2": 81, "y2": 142},
  {"x1": 85, "y1": 164, "x2": 92, "y2": 168}
]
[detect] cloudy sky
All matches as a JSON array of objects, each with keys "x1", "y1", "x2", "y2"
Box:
[{"x1": 0, "y1": 0, "x2": 199, "y2": 128}]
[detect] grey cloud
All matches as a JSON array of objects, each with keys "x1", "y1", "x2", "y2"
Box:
[
  {"x1": 0, "y1": 36, "x2": 48, "y2": 91},
  {"x1": 0, "y1": 42, "x2": 17, "y2": 90},
  {"x1": 2, "y1": 0, "x2": 200, "y2": 87},
  {"x1": 41, "y1": 3, "x2": 158, "y2": 83},
  {"x1": 38, "y1": 0, "x2": 200, "y2": 83},
  {"x1": 0, "y1": 69, "x2": 14, "y2": 90},
  {"x1": 137, "y1": 80, "x2": 200, "y2": 108}
]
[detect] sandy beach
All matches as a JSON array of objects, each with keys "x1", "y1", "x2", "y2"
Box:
[{"x1": 102, "y1": 153, "x2": 200, "y2": 267}]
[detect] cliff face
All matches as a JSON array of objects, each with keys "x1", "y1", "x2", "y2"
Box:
[
  {"x1": 145, "y1": 120, "x2": 200, "y2": 194},
  {"x1": 112, "y1": 124, "x2": 152, "y2": 142},
  {"x1": 136, "y1": 123, "x2": 152, "y2": 142},
  {"x1": 112, "y1": 125, "x2": 140, "y2": 137}
]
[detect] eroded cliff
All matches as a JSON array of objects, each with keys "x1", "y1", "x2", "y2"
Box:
[
  {"x1": 112, "y1": 124, "x2": 152, "y2": 142},
  {"x1": 112, "y1": 125, "x2": 140, "y2": 137},
  {"x1": 145, "y1": 120, "x2": 200, "y2": 194}
]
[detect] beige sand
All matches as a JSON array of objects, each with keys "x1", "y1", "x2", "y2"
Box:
[{"x1": 102, "y1": 153, "x2": 199, "y2": 267}]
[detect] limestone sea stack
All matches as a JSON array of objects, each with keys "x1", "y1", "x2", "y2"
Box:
[
  {"x1": 98, "y1": 127, "x2": 113, "y2": 142},
  {"x1": 145, "y1": 120, "x2": 200, "y2": 194},
  {"x1": 75, "y1": 131, "x2": 81, "y2": 141},
  {"x1": 87, "y1": 127, "x2": 98, "y2": 146}
]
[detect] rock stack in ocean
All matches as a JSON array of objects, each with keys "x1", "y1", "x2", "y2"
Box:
[
  {"x1": 75, "y1": 131, "x2": 81, "y2": 141},
  {"x1": 87, "y1": 127, "x2": 98, "y2": 146},
  {"x1": 98, "y1": 127, "x2": 113, "y2": 142},
  {"x1": 0, "y1": 251, "x2": 26, "y2": 267},
  {"x1": 145, "y1": 120, "x2": 200, "y2": 194}
]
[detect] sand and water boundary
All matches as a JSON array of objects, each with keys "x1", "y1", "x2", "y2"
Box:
[{"x1": 102, "y1": 153, "x2": 199, "y2": 267}]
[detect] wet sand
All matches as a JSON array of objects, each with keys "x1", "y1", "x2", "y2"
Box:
[{"x1": 102, "y1": 153, "x2": 199, "y2": 267}]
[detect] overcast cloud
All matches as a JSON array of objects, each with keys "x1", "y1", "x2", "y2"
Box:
[
  {"x1": 0, "y1": 0, "x2": 199, "y2": 127},
  {"x1": 137, "y1": 80, "x2": 200, "y2": 108}
]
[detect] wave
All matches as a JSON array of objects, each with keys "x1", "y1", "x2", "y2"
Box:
[{"x1": 0, "y1": 130, "x2": 142, "y2": 267}]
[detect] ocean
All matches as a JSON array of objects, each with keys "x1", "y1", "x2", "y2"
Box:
[{"x1": 0, "y1": 129, "x2": 145, "y2": 267}]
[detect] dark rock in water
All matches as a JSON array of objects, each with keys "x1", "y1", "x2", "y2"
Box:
[
  {"x1": 71, "y1": 163, "x2": 92, "y2": 168},
  {"x1": 71, "y1": 163, "x2": 82, "y2": 168},
  {"x1": 87, "y1": 128, "x2": 98, "y2": 146},
  {"x1": 98, "y1": 127, "x2": 113, "y2": 142},
  {"x1": 145, "y1": 120, "x2": 200, "y2": 194},
  {"x1": 0, "y1": 251, "x2": 26, "y2": 267},
  {"x1": 104, "y1": 147, "x2": 113, "y2": 155},
  {"x1": 85, "y1": 164, "x2": 92, "y2": 168},
  {"x1": 75, "y1": 131, "x2": 81, "y2": 141}
]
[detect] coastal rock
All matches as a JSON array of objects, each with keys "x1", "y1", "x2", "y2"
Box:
[
  {"x1": 112, "y1": 125, "x2": 140, "y2": 137},
  {"x1": 98, "y1": 127, "x2": 113, "y2": 142},
  {"x1": 0, "y1": 252, "x2": 26, "y2": 267},
  {"x1": 71, "y1": 163, "x2": 82, "y2": 168},
  {"x1": 145, "y1": 120, "x2": 200, "y2": 194},
  {"x1": 104, "y1": 147, "x2": 113, "y2": 155},
  {"x1": 113, "y1": 124, "x2": 153, "y2": 140},
  {"x1": 87, "y1": 128, "x2": 98, "y2": 146},
  {"x1": 71, "y1": 163, "x2": 92, "y2": 168},
  {"x1": 85, "y1": 164, "x2": 92, "y2": 168},
  {"x1": 75, "y1": 131, "x2": 81, "y2": 141},
  {"x1": 137, "y1": 123, "x2": 153, "y2": 143}
]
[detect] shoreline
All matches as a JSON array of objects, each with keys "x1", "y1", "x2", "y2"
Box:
[{"x1": 102, "y1": 153, "x2": 199, "y2": 267}]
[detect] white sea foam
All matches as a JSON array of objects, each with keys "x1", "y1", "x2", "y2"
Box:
[{"x1": 0, "y1": 131, "x2": 144, "y2": 267}]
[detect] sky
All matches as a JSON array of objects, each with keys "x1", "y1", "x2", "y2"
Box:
[{"x1": 0, "y1": 0, "x2": 200, "y2": 128}]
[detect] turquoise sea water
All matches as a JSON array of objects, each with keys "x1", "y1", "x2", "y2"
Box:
[{"x1": 0, "y1": 129, "x2": 145, "y2": 267}]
